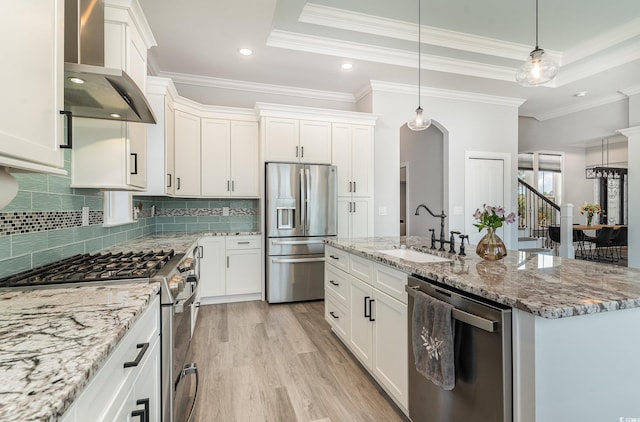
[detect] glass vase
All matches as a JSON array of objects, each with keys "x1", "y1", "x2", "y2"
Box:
[
  {"x1": 475, "y1": 228, "x2": 507, "y2": 261},
  {"x1": 586, "y1": 214, "x2": 593, "y2": 226}
]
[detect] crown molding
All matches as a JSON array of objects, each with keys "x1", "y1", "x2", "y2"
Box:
[
  {"x1": 174, "y1": 96, "x2": 258, "y2": 121},
  {"x1": 617, "y1": 126, "x2": 640, "y2": 138},
  {"x1": 366, "y1": 80, "x2": 525, "y2": 107},
  {"x1": 299, "y1": 3, "x2": 558, "y2": 62},
  {"x1": 619, "y1": 85, "x2": 640, "y2": 97},
  {"x1": 158, "y1": 71, "x2": 355, "y2": 104},
  {"x1": 255, "y1": 102, "x2": 378, "y2": 125},
  {"x1": 562, "y1": 17, "x2": 640, "y2": 65},
  {"x1": 532, "y1": 93, "x2": 626, "y2": 122},
  {"x1": 146, "y1": 76, "x2": 179, "y2": 101},
  {"x1": 267, "y1": 30, "x2": 517, "y2": 82}
]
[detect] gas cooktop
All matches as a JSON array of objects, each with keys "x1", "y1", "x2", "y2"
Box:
[{"x1": 0, "y1": 250, "x2": 175, "y2": 288}]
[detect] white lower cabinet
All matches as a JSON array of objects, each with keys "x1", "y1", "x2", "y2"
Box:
[
  {"x1": 325, "y1": 251, "x2": 408, "y2": 414},
  {"x1": 199, "y1": 235, "x2": 262, "y2": 303},
  {"x1": 337, "y1": 197, "x2": 372, "y2": 238},
  {"x1": 61, "y1": 295, "x2": 161, "y2": 422}
]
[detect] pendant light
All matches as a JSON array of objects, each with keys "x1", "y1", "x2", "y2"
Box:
[
  {"x1": 407, "y1": 0, "x2": 431, "y2": 131},
  {"x1": 516, "y1": 0, "x2": 558, "y2": 86}
]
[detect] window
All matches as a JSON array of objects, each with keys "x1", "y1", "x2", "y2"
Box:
[{"x1": 103, "y1": 191, "x2": 134, "y2": 227}]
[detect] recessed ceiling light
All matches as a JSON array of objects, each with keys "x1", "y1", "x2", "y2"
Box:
[
  {"x1": 68, "y1": 77, "x2": 85, "y2": 84},
  {"x1": 574, "y1": 91, "x2": 587, "y2": 97},
  {"x1": 341, "y1": 63, "x2": 353, "y2": 70},
  {"x1": 109, "y1": 113, "x2": 121, "y2": 118},
  {"x1": 239, "y1": 48, "x2": 253, "y2": 56}
]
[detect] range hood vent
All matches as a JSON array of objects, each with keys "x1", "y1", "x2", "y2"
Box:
[{"x1": 64, "y1": 0, "x2": 155, "y2": 124}]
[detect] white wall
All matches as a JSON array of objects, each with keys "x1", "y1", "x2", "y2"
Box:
[
  {"x1": 519, "y1": 100, "x2": 629, "y2": 151},
  {"x1": 400, "y1": 125, "x2": 444, "y2": 237},
  {"x1": 369, "y1": 86, "x2": 520, "y2": 249},
  {"x1": 561, "y1": 147, "x2": 595, "y2": 222}
]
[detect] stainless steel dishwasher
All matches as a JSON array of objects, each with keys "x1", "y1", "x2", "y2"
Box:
[{"x1": 406, "y1": 275, "x2": 512, "y2": 422}]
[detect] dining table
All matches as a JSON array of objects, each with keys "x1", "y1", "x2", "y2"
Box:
[{"x1": 572, "y1": 224, "x2": 626, "y2": 231}]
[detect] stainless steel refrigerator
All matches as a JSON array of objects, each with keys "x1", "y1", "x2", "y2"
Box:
[{"x1": 265, "y1": 162, "x2": 337, "y2": 303}]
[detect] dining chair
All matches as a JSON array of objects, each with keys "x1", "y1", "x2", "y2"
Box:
[
  {"x1": 610, "y1": 226, "x2": 628, "y2": 261},
  {"x1": 547, "y1": 226, "x2": 560, "y2": 256},
  {"x1": 584, "y1": 226, "x2": 614, "y2": 261},
  {"x1": 572, "y1": 225, "x2": 586, "y2": 258}
]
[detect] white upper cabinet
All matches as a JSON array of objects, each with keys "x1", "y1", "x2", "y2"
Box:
[
  {"x1": 72, "y1": 0, "x2": 156, "y2": 190},
  {"x1": 264, "y1": 118, "x2": 331, "y2": 164},
  {"x1": 229, "y1": 121, "x2": 259, "y2": 197},
  {"x1": 173, "y1": 109, "x2": 201, "y2": 196},
  {"x1": 332, "y1": 123, "x2": 373, "y2": 197},
  {"x1": 0, "y1": 0, "x2": 65, "y2": 174}
]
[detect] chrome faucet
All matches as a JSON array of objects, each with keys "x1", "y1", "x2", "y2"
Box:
[{"x1": 415, "y1": 204, "x2": 448, "y2": 251}]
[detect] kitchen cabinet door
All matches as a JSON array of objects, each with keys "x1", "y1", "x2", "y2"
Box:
[
  {"x1": 350, "y1": 125, "x2": 373, "y2": 197},
  {"x1": 199, "y1": 237, "x2": 226, "y2": 298},
  {"x1": 165, "y1": 101, "x2": 175, "y2": 195},
  {"x1": 174, "y1": 110, "x2": 201, "y2": 196},
  {"x1": 331, "y1": 124, "x2": 352, "y2": 197},
  {"x1": 299, "y1": 120, "x2": 331, "y2": 164},
  {"x1": 226, "y1": 248, "x2": 261, "y2": 295},
  {"x1": 351, "y1": 198, "x2": 372, "y2": 238},
  {"x1": 201, "y1": 118, "x2": 230, "y2": 197},
  {"x1": 230, "y1": 121, "x2": 259, "y2": 197},
  {"x1": 0, "y1": 0, "x2": 65, "y2": 172},
  {"x1": 372, "y1": 289, "x2": 408, "y2": 410},
  {"x1": 130, "y1": 336, "x2": 161, "y2": 422},
  {"x1": 264, "y1": 117, "x2": 299, "y2": 162},
  {"x1": 349, "y1": 275, "x2": 374, "y2": 369},
  {"x1": 337, "y1": 198, "x2": 352, "y2": 239}
]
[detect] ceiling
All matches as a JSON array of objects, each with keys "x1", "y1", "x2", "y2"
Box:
[{"x1": 138, "y1": 0, "x2": 640, "y2": 120}]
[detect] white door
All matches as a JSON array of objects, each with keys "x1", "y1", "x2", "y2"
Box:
[
  {"x1": 465, "y1": 157, "x2": 505, "y2": 245},
  {"x1": 199, "y1": 237, "x2": 226, "y2": 297},
  {"x1": 372, "y1": 289, "x2": 408, "y2": 409},
  {"x1": 201, "y1": 118, "x2": 230, "y2": 197},
  {"x1": 174, "y1": 110, "x2": 201, "y2": 196},
  {"x1": 226, "y1": 249, "x2": 261, "y2": 295},
  {"x1": 349, "y1": 276, "x2": 373, "y2": 369},
  {"x1": 230, "y1": 121, "x2": 259, "y2": 197},
  {"x1": 299, "y1": 120, "x2": 332, "y2": 164}
]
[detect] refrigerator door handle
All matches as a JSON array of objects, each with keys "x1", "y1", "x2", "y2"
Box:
[
  {"x1": 299, "y1": 168, "x2": 306, "y2": 232},
  {"x1": 272, "y1": 257, "x2": 326, "y2": 264},
  {"x1": 305, "y1": 168, "x2": 311, "y2": 232},
  {"x1": 271, "y1": 239, "x2": 325, "y2": 245}
]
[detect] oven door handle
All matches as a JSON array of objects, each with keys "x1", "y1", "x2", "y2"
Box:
[
  {"x1": 271, "y1": 257, "x2": 325, "y2": 264},
  {"x1": 175, "y1": 288, "x2": 197, "y2": 314},
  {"x1": 405, "y1": 285, "x2": 498, "y2": 332},
  {"x1": 177, "y1": 363, "x2": 198, "y2": 422}
]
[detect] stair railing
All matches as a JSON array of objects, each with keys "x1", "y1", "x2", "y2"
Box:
[{"x1": 517, "y1": 178, "x2": 561, "y2": 247}]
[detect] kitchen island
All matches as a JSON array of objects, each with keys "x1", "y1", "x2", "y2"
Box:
[{"x1": 326, "y1": 236, "x2": 640, "y2": 422}]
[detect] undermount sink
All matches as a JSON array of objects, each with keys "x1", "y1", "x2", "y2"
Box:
[{"x1": 378, "y1": 248, "x2": 453, "y2": 263}]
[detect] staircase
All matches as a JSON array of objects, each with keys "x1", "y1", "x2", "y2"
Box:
[{"x1": 517, "y1": 178, "x2": 560, "y2": 254}]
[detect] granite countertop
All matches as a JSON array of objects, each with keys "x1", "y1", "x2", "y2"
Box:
[
  {"x1": 101, "y1": 231, "x2": 261, "y2": 255},
  {"x1": 0, "y1": 282, "x2": 160, "y2": 421},
  {"x1": 326, "y1": 236, "x2": 640, "y2": 319}
]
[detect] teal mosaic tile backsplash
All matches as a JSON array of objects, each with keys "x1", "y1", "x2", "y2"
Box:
[{"x1": 0, "y1": 149, "x2": 260, "y2": 278}]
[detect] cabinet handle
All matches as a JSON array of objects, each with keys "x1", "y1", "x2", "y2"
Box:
[
  {"x1": 353, "y1": 181, "x2": 356, "y2": 193},
  {"x1": 329, "y1": 311, "x2": 339, "y2": 319},
  {"x1": 177, "y1": 177, "x2": 181, "y2": 190},
  {"x1": 296, "y1": 146, "x2": 299, "y2": 157},
  {"x1": 237, "y1": 241, "x2": 250, "y2": 245},
  {"x1": 130, "y1": 153, "x2": 138, "y2": 175},
  {"x1": 59, "y1": 110, "x2": 73, "y2": 149},
  {"x1": 227, "y1": 180, "x2": 230, "y2": 192},
  {"x1": 349, "y1": 181, "x2": 352, "y2": 192},
  {"x1": 124, "y1": 343, "x2": 149, "y2": 368},
  {"x1": 167, "y1": 173, "x2": 172, "y2": 188},
  {"x1": 301, "y1": 146, "x2": 304, "y2": 157},
  {"x1": 226, "y1": 256, "x2": 229, "y2": 268},
  {"x1": 364, "y1": 296, "x2": 370, "y2": 318},
  {"x1": 353, "y1": 202, "x2": 356, "y2": 213},
  {"x1": 368, "y1": 298, "x2": 375, "y2": 321},
  {"x1": 198, "y1": 245, "x2": 204, "y2": 258},
  {"x1": 131, "y1": 398, "x2": 149, "y2": 422},
  {"x1": 329, "y1": 280, "x2": 339, "y2": 286},
  {"x1": 232, "y1": 180, "x2": 235, "y2": 192},
  {"x1": 329, "y1": 255, "x2": 339, "y2": 260}
]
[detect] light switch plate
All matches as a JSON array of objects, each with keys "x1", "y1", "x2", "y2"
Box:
[
  {"x1": 453, "y1": 206, "x2": 464, "y2": 216},
  {"x1": 222, "y1": 207, "x2": 230, "y2": 217},
  {"x1": 378, "y1": 206, "x2": 387, "y2": 216}
]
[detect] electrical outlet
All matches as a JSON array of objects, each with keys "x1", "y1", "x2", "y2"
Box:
[
  {"x1": 82, "y1": 207, "x2": 89, "y2": 226},
  {"x1": 222, "y1": 207, "x2": 230, "y2": 217}
]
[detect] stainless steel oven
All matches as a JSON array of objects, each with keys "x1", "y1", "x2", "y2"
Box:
[{"x1": 406, "y1": 275, "x2": 512, "y2": 422}]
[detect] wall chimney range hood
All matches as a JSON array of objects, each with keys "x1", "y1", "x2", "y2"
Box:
[{"x1": 64, "y1": 0, "x2": 156, "y2": 124}]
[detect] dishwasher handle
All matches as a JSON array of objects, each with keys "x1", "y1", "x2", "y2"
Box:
[{"x1": 406, "y1": 285, "x2": 498, "y2": 333}]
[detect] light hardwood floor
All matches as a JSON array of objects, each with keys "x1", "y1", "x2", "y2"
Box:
[{"x1": 190, "y1": 300, "x2": 407, "y2": 422}]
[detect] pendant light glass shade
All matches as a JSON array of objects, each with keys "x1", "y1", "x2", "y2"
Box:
[
  {"x1": 516, "y1": 47, "x2": 558, "y2": 86},
  {"x1": 516, "y1": 0, "x2": 558, "y2": 87},
  {"x1": 407, "y1": 107, "x2": 431, "y2": 131},
  {"x1": 407, "y1": 0, "x2": 431, "y2": 131}
]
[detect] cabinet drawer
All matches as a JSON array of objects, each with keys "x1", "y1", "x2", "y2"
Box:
[
  {"x1": 325, "y1": 264, "x2": 349, "y2": 306},
  {"x1": 325, "y1": 246, "x2": 349, "y2": 272},
  {"x1": 350, "y1": 254, "x2": 373, "y2": 284},
  {"x1": 374, "y1": 263, "x2": 408, "y2": 304},
  {"x1": 226, "y1": 235, "x2": 261, "y2": 250},
  {"x1": 74, "y1": 295, "x2": 160, "y2": 421},
  {"x1": 325, "y1": 294, "x2": 349, "y2": 341}
]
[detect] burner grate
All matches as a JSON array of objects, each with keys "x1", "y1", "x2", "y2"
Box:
[{"x1": 0, "y1": 249, "x2": 175, "y2": 288}]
